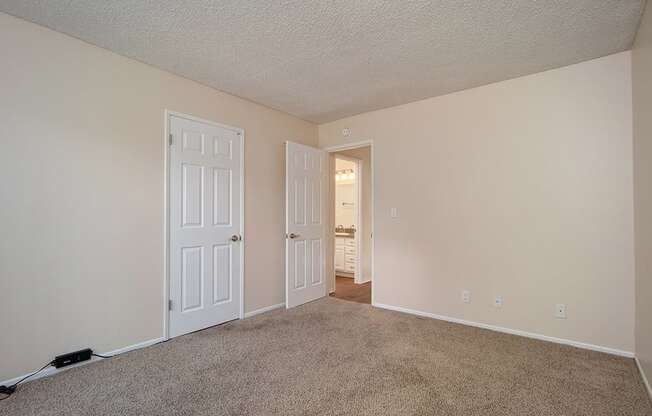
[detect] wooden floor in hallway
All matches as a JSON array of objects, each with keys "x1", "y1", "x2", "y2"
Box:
[{"x1": 330, "y1": 276, "x2": 371, "y2": 304}]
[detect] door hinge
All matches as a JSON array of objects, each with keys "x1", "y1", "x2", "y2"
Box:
[
  {"x1": 168, "y1": 299, "x2": 173, "y2": 311},
  {"x1": 169, "y1": 134, "x2": 173, "y2": 146}
]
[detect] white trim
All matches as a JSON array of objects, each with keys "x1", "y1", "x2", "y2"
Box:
[
  {"x1": 163, "y1": 110, "x2": 245, "y2": 341},
  {"x1": 325, "y1": 140, "x2": 374, "y2": 304},
  {"x1": 0, "y1": 337, "x2": 164, "y2": 388},
  {"x1": 238, "y1": 126, "x2": 246, "y2": 321},
  {"x1": 163, "y1": 110, "x2": 170, "y2": 340},
  {"x1": 373, "y1": 303, "x2": 634, "y2": 358},
  {"x1": 356, "y1": 159, "x2": 362, "y2": 284},
  {"x1": 244, "y1": 303, "x2": 286, "y2": 318},
  {"x1": 636, "y1": 357, "x2": 652, "y2": 400},
  {"x1": 323, "y1": 140, "x2": 373, "y2": 152},
  {"x1": 370, "y1": 143, "x2": 375, "y2": 305},
  {"x1": 101, "y1": 337, "x2": 166, "y2": 357}
]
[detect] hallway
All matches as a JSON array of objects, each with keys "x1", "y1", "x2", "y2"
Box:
[{"x1": 330, "y1": 276, "x2": 371, "y2": 304}]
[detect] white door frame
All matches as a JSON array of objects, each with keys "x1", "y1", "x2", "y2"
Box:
[
  {"x1": 162, "y1": 110, "x2": 245, "y2": 340},
  {"x1": 332, "y1": 154, "x2": 363, "y2": 284},
  {"x1": 323, "y1": 140, "x2": 374, "y2": 305}
]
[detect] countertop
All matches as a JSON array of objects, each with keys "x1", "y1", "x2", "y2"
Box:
[{"x1": 335, "y1": 232, "x2": 355, "y2": 238}]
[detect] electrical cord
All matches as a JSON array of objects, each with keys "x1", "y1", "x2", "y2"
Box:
[
  {"x1": 91, "y1": 353, "x2": 112, "y2": 359},
  {"x1": 0, "y1": 361, "x2": 54, "y2": 401}
]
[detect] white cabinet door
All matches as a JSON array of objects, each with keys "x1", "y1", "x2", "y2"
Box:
[
  {"x1": 285, "y1": 141, "x2": 327, "y2": 308},
  {"x1": 335, "y1": 250, "x2": 345, "y2": 270},
  {"x1": 169, "y1": 114, "x2": 242, "y2": 338}
]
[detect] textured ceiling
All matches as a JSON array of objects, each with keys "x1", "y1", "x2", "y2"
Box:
[{"x1": 0, "y1": 1, "x2": 645, "y2": 123}]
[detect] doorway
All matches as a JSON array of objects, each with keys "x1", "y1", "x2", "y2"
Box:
[
  {"x1": 283, "y1": 140, "x2": 373, "y2": 309},
  {"x1": 328, "y1": 144, "x2": 373, "y2": 304},
  {"x1": 165, "y1": 111, "x2": 244, "y2": 338}
]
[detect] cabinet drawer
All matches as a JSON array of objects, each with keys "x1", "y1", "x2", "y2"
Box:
[
  {"x1": 345, "y1": 246, "x2": 356, "y2": 255},
  {"x1": 344, "y1": 263, "x2": 356, "y2": 272},
  {"x1": 344, "y1": 239, "x2": 356, "y2": 247},
  {"x1": 345, "y1": 254, "x2": 356, "y2": 263}
]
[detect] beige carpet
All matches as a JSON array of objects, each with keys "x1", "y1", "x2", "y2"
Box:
[{"x1": 1, "y1": 297, "x2": 650, "y2": 416}]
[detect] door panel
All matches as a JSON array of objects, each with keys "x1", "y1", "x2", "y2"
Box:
[
  {"x1": 182, "y1": 164, "x2": 204, "y2": 227},
  {"x1": 212, "y1": 243, "x2": 232, "y2": 304},
  {"x1": 182, "y1": 246, "x2": 204, "y2": 312},
  {"x1": 311, "y1": 239, "x2": 322, "y2": 284},
  {"x1": 286, "y1": 142, "x2": 327, "y2": 308},
  {"x1": 213, "y1": 168, "x2": 231, "y2": 226},
  {"x1": 294, "y1": 240, "x2": 307, "y2": 289},
  {"x1": 169, "y1": 114, "x2": 242, "y2": 338}
]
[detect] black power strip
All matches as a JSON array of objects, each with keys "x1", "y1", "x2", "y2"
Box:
[{"x1": 53, "y1": 348, "x2": 93, "y2": 368}]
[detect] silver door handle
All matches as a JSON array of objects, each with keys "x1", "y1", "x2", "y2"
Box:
[
  {"x1": 230, "y1": 234, "x2": 242, "y2": 242},
  {"x1": 288, "y1": 233, "x2": 300, "y2": 239}
]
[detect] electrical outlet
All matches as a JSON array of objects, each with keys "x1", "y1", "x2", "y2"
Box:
[
  {"x1": 494, "y1": 296, "x2": 503, "y2": 308},
  {"x1": 555, "y1": 304, "x2": 567, "y2": 319},
  {"x1": 461, "y1": 290, "x2": 471, "y2": 303},
  {"x1": 390, "y1": 207, "x2": 398, "y2": 218}
]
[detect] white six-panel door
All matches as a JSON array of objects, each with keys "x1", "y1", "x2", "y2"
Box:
[
  {"x1": 169, "y1": 114, "x2": 242, "y2": 337},
  {"x1": 285, "y1": 142, "x2": 327, "y2": 308}
]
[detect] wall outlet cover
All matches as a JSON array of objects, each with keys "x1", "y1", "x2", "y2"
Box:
[
  {"x1": 462, "y1": 290, "x2": 471, "y2": 303},
  {"x1": 494, "y1": 296, "x2": 503, "y2": 307},
  {"x1": 555, "y1": 303, "x2": 567, "y2": 319}
]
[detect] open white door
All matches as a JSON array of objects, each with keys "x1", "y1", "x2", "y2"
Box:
[{"x1": 285, "y1": 141, "x2": 327, "y2": 308}]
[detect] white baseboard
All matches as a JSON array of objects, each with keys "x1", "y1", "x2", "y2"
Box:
[
  {"x1": 1, "y1": 337, "x2": 164, "y2": 388},
  {"x1": 635, "y1": 357, "x2": 652, "y2": 400},
  {"x1": 373, "y1": 303, "x2": 634, "y2": 358},
  {"x1": 244, "y1": 302, "x2": 285, "y2": 318},
  {"x1": 101, "y1": 337, "x2": 165, "y2": 357}
]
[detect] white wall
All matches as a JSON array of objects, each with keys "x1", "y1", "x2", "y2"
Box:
[
  {"x1": 335, "y1": 183, "x2": 356, "y2": 227},
  {"x1": 320, "y1": 52, "x2": 635, "y2": 353},
  {"x1": 0, "y1": 12, "x2": 317, "y2": 382},
  {"x1": 633, "y1": 2, "x2": 652, "y2": 393}
]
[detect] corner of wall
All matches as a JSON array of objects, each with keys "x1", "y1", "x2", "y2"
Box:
[{"x1": 632, "y1": 0, "x2": 652, "y2": 399}]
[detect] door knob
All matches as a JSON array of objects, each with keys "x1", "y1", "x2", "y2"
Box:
[
  {"x1": 230, "y1": 234, "x2": 241, "y2": 242},
  {"x1": 288, "y1": 233, "x2": 300, "y2": 239}
]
